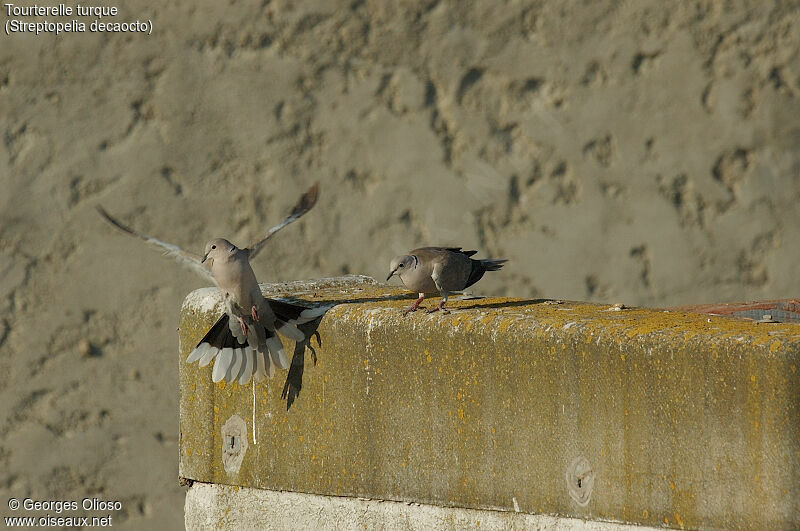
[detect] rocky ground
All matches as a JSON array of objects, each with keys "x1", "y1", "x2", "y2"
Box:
[{"x1": 1, "y1": 1, "x2": 798, "y2": 527}]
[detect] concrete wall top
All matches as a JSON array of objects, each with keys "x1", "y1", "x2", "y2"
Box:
[{"x1": 178, "y1": 276, "x2": 800, "y2": 530}]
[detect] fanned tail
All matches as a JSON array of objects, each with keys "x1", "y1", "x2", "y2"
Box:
[
  {"x1": 185, "y1": 302, "x2": 332, "y2": 384},
  {"x1": 186, "y1": 313, "x2": 278, "y2": 383}
]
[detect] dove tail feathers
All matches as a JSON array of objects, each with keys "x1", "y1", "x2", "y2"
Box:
[
  {"x1": 265, "y1": 333, "x2": 290, "y2": 370},
  {"x1": 270, "y1": 299, "x2": 332, "y2": 340},
  {"x1": 480, "y1": 258, "x2": 508, "y2": 272},
  {"x1": 464, "y1": 258, "x2": 508, "y2": 289},
  {"x1": 253, "y1": 348, "x2": 270, "y2": 381},
  {"x1": 270, "y1": 300, "x2": 331, "y2": 325},
  {"x1": 187, "y1": 314, "x2": 267, "y2": 383},
  {"x1": 186, "y1": 308, "x2": 314, "y2": 383},
  {"x1": 187, "y1": 314, "x2": 248, "y2": 370},
  {"x1": 276, "y1": 321, "x2": 305, "y2": 342},
  {"x1": 238, "y1": 348, "x2": 254, "y2": 384},
  {"x1": 212, "y1": 348, "x2": 234, "y2": 383}
]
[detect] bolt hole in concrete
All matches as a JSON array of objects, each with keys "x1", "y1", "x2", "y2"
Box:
[
  {"x1": 566, "y1": 456, "x2": 595, "y2": 507},
  {"x1": 221, "y1": 414, "x2": 248, "y2": 475}
]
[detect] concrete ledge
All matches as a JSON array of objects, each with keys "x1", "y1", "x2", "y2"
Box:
[
  {"x1": 179, "y1": 276, "x2": 800, "y2": 529},
  {"x1": 185, "y1": 482, "x2": 657, "y2": 530}
]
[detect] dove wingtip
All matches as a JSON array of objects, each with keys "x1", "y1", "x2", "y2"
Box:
[{"x1": 303, "y1": 181, "x2": 320, "y2": 208}]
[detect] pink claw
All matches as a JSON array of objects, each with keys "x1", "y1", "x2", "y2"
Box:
[
  {"x1": 251, "y1": 306, "x2": 259, "y2": 322},
  {"x1": 238, "y1": 316, "x2": 248, "y2": 336}
]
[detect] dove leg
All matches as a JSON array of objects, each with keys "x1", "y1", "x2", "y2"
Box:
[
  {"x1": 426, "y1": 294, "x2": 450, "y2": 314},
  {"x1": 427, "y1": 264, "x2": 451, "y2": 314},
  {"x1": 237, "y1": 315, "x2": 249, "y2": 336},
  {"x1": 402, "y1": 294, "x2": 426, "y2": 315}
]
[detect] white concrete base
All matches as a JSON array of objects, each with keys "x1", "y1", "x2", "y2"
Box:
[{"x1": 185, "y1": 482, "x2": 659, "y2": 530}]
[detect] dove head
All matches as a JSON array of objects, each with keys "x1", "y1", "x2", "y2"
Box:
[
  {"x1": 202, "y1": 238, "x2": 237, "y2": 266},
  {"x1": 387, "y1": 254, "x2": 417, "y2": 281}
]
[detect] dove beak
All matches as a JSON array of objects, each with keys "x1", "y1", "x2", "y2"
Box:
[
  {"x1": 386, "y1": 269, "x2": 396, "y2": 281},
  {"x1": 201, "y1": 253, "x2": 209, "y2": 264}
]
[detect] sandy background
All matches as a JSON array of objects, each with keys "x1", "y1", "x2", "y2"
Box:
[{"x1": 1, "y1": 0, "x2": 798, "y2": 528}]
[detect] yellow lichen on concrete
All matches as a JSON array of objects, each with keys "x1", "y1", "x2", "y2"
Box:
[{"x1": 179, "y1": 276, "x2": 800, "y2": 530}]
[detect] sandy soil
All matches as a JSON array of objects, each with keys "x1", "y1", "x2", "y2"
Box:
[{"x1": 1, "y1": 1, "x2": 798, "y2": 528}]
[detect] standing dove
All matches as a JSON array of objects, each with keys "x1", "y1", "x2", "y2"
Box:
[
  {"x1": 386, "y1": 247, "x2": 507, "y2": 314},
  {"x1": 98, "y1": 183, "x2": 327, "y2": 384}
]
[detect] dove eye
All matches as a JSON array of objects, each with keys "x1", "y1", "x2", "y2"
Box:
[
  {"x1": 399, "y1": 264, "x2": 404, "y2": 268},
  {"x1": 211, "y1": 245, "x2": 217, "y2": 249}
]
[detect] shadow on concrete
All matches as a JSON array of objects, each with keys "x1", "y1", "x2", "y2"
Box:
[
  {"x1": 320, "y1": 294, "x2": 417, "y2": 305},
  {"x1": 454, "y1": 298, "x2": 556, "y2": 311},
  {"x1": 281, "y1": 315, "x2": 325, "y2": 411},
  {"x1": 278, "y1": 295, "x2": 558, "y2": 310},
  {"x1": 278, "y1": 297, "x2": 558, "y2": 410}
]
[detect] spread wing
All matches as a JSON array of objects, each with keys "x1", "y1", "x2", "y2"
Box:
[
  {"x1": 247, "y1": 182, "x2": 320, "y2": 261},
  {"x1": 97, "y1": 206, "x2": 216, "y2": 285}
]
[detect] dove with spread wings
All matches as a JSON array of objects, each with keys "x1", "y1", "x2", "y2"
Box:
[{"x1": 97, "y1": 183, "x2": 327, "y2": 384}]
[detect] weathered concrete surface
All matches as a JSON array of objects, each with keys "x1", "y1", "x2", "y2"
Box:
[
  {"x1": 185, "y1": 481, "x2": 659, "y2": 531},
  {"x1": 179, "y1": 276, "x2": 800, "y2": 530},
  {"x1": 670, "y1": 299, "x2": 800, "y2": 323}
]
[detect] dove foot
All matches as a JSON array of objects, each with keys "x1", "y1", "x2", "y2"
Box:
[
  {"x1": 251, "y1": 306, "x2": 259, "y2": 321},
  {"x1": 426, "y1": 300, "x2": 448, "y2": 314},
  {"x1": 402, "y1": 296, "x2": 425, "y2": 315},
  {"x1": 237, "y1": 316, "x2": 248, "y2": 336},
  {"x1": 402, "y1": 305, "x2": 424, "y2": 315}
]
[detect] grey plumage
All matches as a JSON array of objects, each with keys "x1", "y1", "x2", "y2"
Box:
[
  {"x1": 387, "y1": 247, "x2": 507, "y2": 314},
  {"x1": 99, "y1": 183, "x2": 327, "y2": 383}
]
